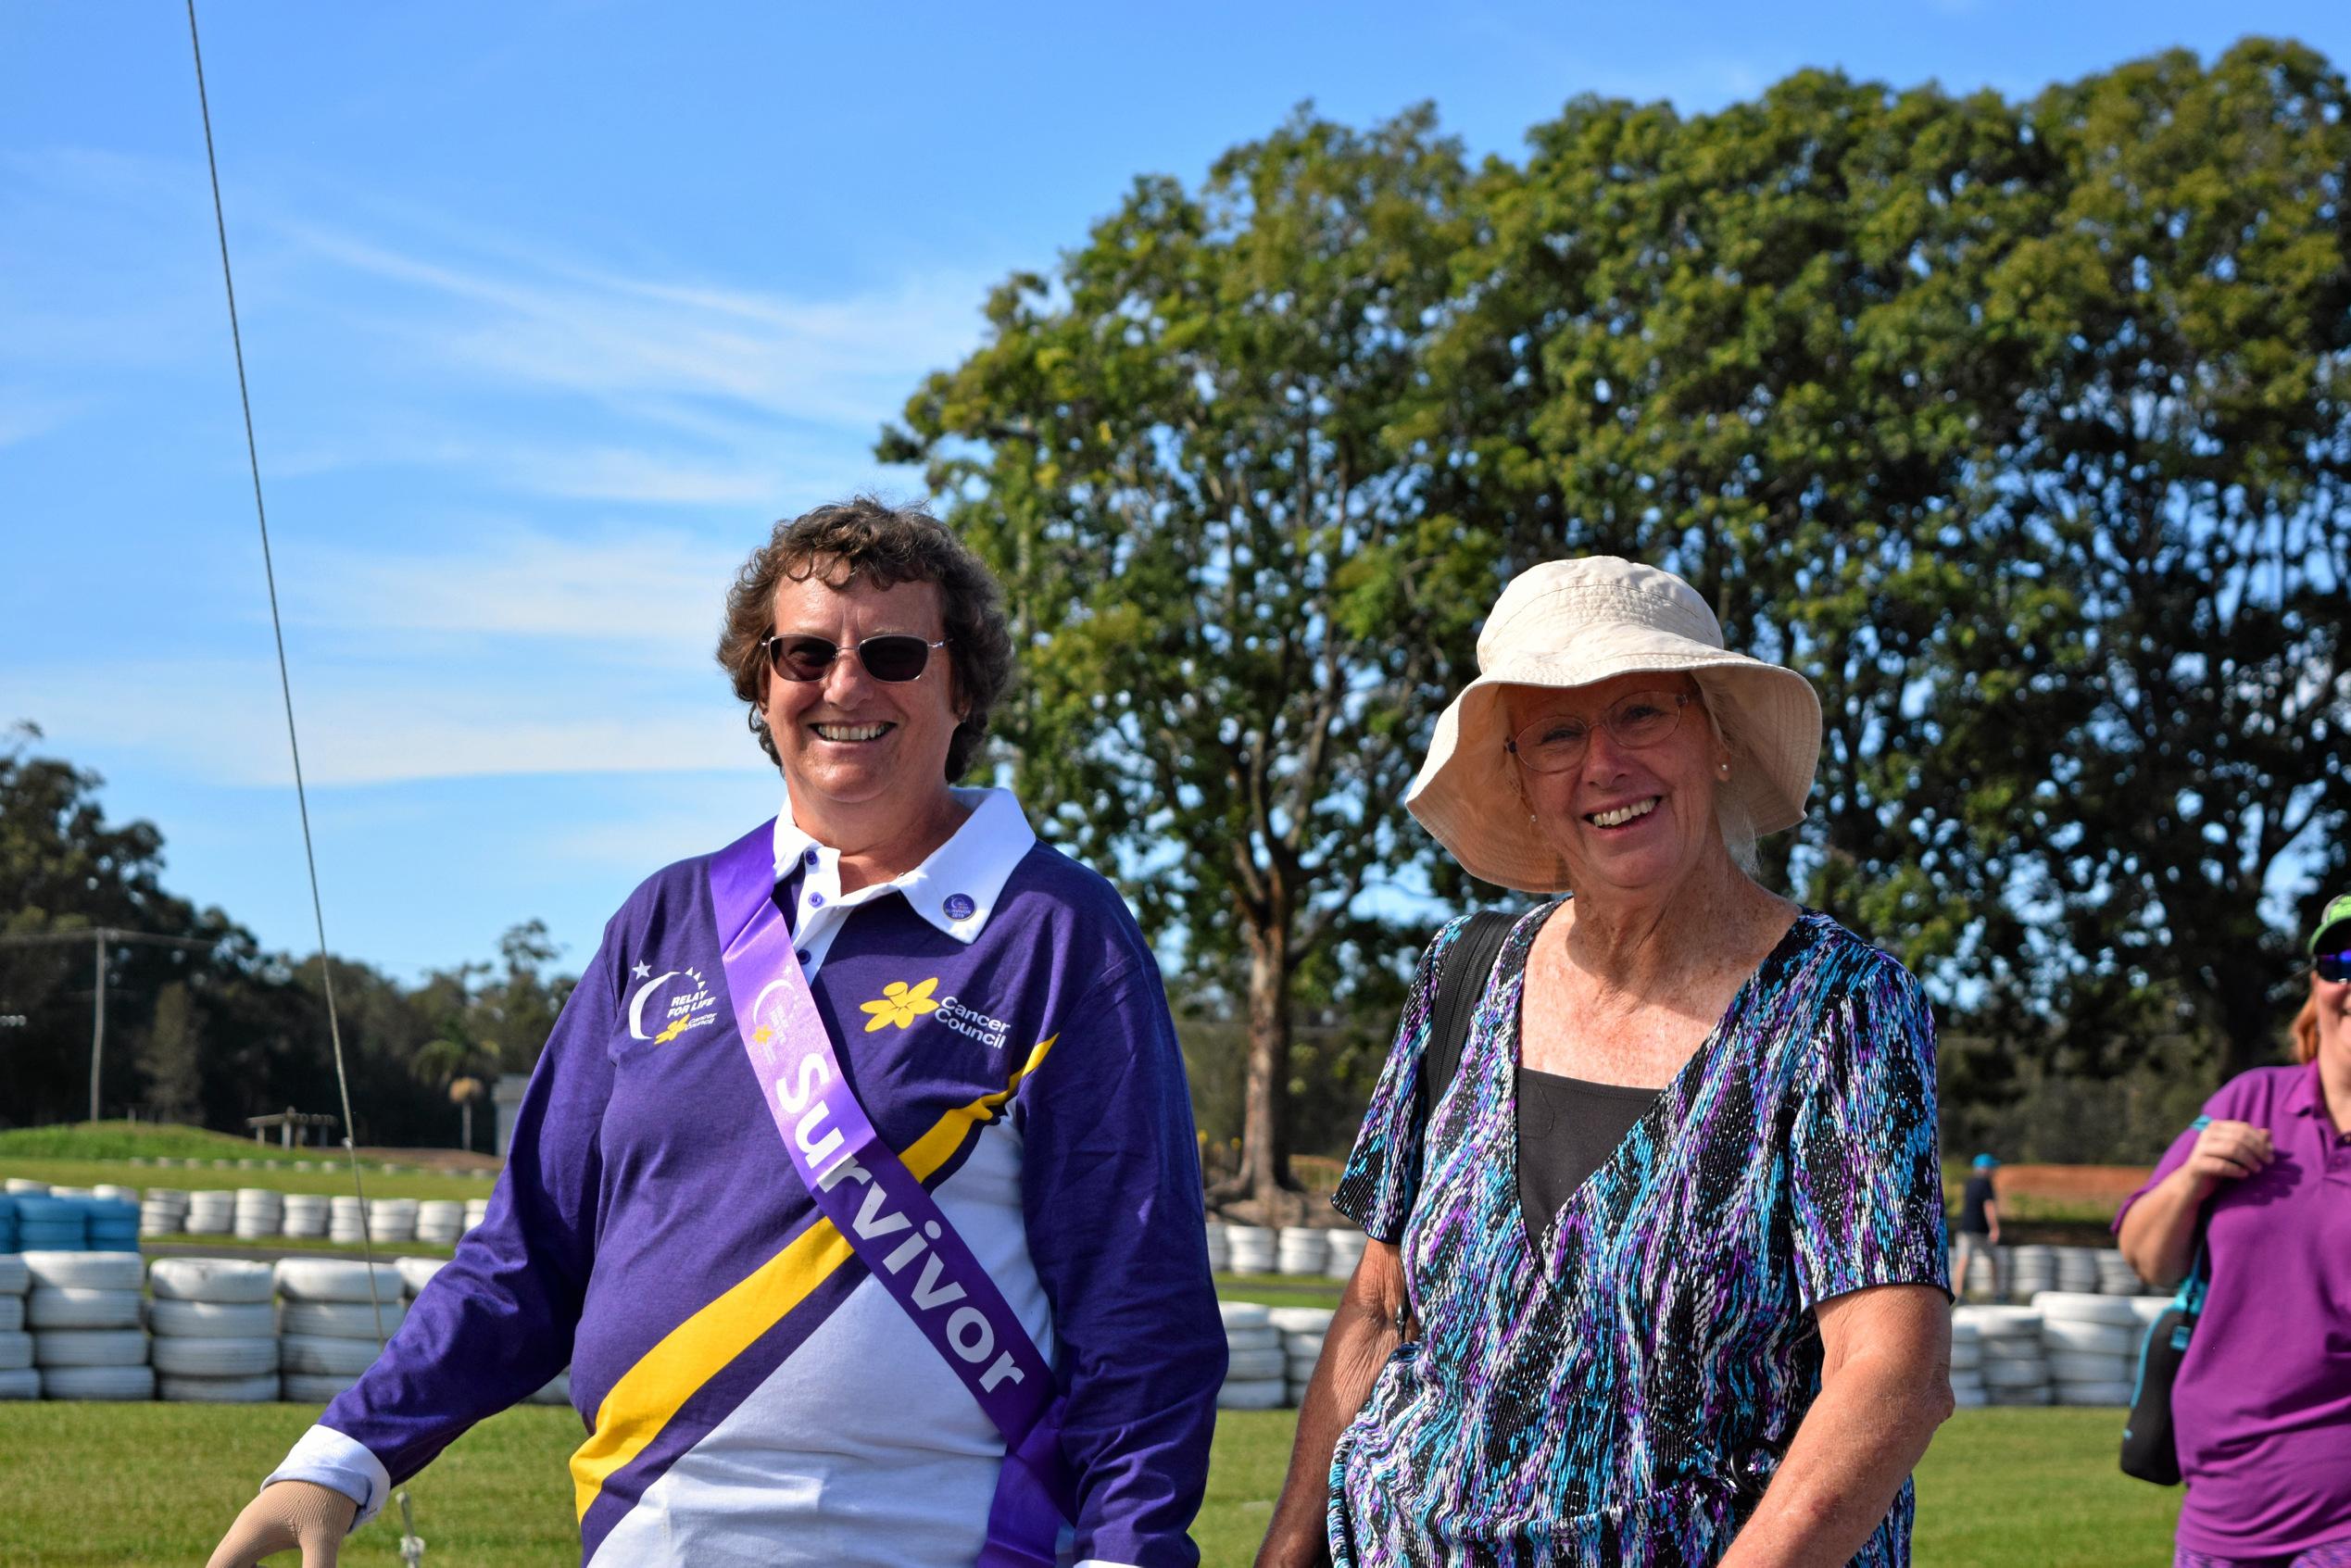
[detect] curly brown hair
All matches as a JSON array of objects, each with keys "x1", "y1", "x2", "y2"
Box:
[{"x1": 718, "y1": 497, "x2": 1014, "y2": 780}]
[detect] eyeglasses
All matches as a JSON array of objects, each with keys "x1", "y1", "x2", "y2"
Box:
[
  {"x1": 1506, "y1": 689, "x2": 1691, "y2": 774},
  {"x1": 761, "y1": 633, "x2": 949, "y2": 684},
  {"x1": 2317, "y1": 948, "x2": 2351, "y2": 984}
]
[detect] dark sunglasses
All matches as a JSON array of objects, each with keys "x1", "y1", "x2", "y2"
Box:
[
  {"x1": 2318, "y1": 948, "x2": 2351, "y2": 984},
  {"x1": 761, "y1": 633, "x2": 949, "y2": 684}
]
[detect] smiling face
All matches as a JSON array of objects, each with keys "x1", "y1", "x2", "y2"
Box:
[
  {"x1": 1505, "y1": 671, "x2": 1731, "y2": 901},
  {"x1": 760, "y1": 568, "x2": 962, "y2": 840}
]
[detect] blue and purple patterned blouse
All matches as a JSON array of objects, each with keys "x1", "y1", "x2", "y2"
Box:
[{"x1": 1328, "y1": 906, "x2": 1948, "y2": 1566}]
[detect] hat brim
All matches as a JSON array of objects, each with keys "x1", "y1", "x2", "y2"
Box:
[{"x1": 1404, "y1": 641, "x2": 1821, "y2": 893}]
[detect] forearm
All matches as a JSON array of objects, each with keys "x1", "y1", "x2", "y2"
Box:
[
  {"x1": 1718, "y1": 1353, "x2": 1949, "y2": 1568},
  {"x1": 1255, "y1": 1270, "x2": 1400, "y2": 1567},
  {"x1": 2116, "y1": 1166, "x2": 2209, "y2": 1289}
]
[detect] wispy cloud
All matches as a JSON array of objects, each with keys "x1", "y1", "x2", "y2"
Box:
[
  {"x1": 277, "y1": 217, "x2": 988, "y2": 436},
  {"x1": 5, "y1": 655, "x2": 753, "y2": 788}
]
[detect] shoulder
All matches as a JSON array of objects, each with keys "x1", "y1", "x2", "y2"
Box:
[
  {"x1": 2202, "y1": 1063, "x2": 2303, "y2": 1124},
  {"x1": 1783, "y1": 912, "x2": 1930, "y2": 1011},
  {"x1": 994, "y1": 839, "x2": 1157, "y2": 988}
]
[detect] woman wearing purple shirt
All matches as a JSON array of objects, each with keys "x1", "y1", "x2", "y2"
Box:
[{"x1": 2117, "y1": 893, "x2": 2351, "y2": 1568}]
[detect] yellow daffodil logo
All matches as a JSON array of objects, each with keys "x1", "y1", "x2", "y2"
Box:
[{"x1": 861, "y1": 977, "x2": 941, "y2": 1033}]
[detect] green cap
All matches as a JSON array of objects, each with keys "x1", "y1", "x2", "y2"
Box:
[{"x1": 2308, "y1": 893, "x2": 2351, "y2": 955}]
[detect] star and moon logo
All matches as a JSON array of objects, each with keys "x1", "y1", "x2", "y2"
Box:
[{"x1": 626, "y1": 961, "x2": 720, "y2": 1045}]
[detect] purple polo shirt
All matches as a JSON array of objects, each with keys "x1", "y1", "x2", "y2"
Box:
[{"x1": 2118, "y1": 1063, "x2": 2351, "y2": 1556}]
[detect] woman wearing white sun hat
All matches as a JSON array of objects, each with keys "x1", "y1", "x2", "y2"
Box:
[{"x1": 1259, "y1": 558, "x2": 1954, "y2": 1566}]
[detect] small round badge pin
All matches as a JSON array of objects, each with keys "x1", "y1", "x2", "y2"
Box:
[{"x1": 943, "y1": 893, "x2": 977, "y2": 922}]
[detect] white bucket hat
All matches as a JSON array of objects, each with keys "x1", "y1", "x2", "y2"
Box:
[{"x1": 1405, "y1": 557, "x2": 1821, "y2": 892}]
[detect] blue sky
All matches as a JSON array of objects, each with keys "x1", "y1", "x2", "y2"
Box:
[{"x1": 6, "y1": 1, "x2": 2347, "y2": 982}]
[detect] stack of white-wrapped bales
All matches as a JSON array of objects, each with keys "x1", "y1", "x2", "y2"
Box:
[
  {"x1": 1217, "y1": 1301, "x2": 1286, "y2": 1410},
  {"x1": 276, "y1": 1259, "x2": 403, "y2": 1405},
  {"x1": 0, "y1": 1252, "x2": 34, "y2": 1399},
  {"x1": 149, "y1": 1259, "x2": 278, "y2": 1403},
  {"x1": 27, "y1": 1250, "x2": 151, "y2": 1400}
]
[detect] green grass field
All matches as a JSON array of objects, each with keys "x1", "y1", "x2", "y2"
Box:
[{"x1": 0, "y1": 1404, "x2": 2176, "y2": 1566}]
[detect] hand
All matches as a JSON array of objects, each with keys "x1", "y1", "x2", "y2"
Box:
[
  {"x1": 2181, "y1": 1119, "x2": 2274, "y2": 1192},
  {"x1": 207, "y1": 1480, "x2": 358, "y2": 1568}
]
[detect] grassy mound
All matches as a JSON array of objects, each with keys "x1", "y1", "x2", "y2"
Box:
[{"x1": 0, "y1": 1122, "x2": 320, "y2": 1164}]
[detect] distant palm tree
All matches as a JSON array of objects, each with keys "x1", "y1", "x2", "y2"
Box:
[
  {"x1": 447, "y1": 1075, "x2": 486, "y2": 1156},
  {"x1": 412, "y1": 1029, "x2": 496, "y2": 1153}
]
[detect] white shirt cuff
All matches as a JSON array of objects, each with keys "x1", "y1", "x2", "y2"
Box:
[{"x1": 264, "y1": 1424, "x2": 392, "y2": 1530}]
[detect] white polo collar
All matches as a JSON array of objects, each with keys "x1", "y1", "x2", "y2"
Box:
[{"x1": 770, "y1": 785, "x2": 1036, "y2": 944}]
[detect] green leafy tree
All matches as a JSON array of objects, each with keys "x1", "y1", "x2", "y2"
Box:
[
  {"x1": 1422, "y1": 73, "x2": 2060, "y2": 999},
  {"x1": 1971, "y1": 40, "x2": 2351, "y2": 1079},
  {"x1": 886, "y1": 107, "x2": 1490, "y2": 1211}
]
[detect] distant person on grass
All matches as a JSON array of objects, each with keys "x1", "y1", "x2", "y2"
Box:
[
  {"x1": 1952, "y1": 1153, "x2": 2002, "y2": 1300},
  {"x1": 2116, "y1": 893, "x2": 2351, "y2": 1568},
  {"x1": 208, "y1": 498, "x2": 1225, "y2": 1568},
  {"x1": 1257, "y1": 558, "x2": 1953, "y2": 1568}
]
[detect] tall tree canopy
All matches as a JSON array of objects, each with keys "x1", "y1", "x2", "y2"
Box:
[
  {"x1": 886, "y1": 40, "x2": 2351, "y2": 1169},
  {"x1": 885, "y1": 108, "x2": 1490, "y2": 1210}
]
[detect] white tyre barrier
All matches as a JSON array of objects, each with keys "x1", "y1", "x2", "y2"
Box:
[
  {"x1": 4, "y1": 1178, "x2": 49, "y2": 1195},
  {"x1": 2049, "y1": 1350, "x2": 2130, "y2": 1385},
  {"x1": 1203, "y1": 1222, "x2": 1230, "y2": 1273},
  {"x1": 1216, "y1": 1301, "x2": 1271, "y2": 1330},
  {"x1": 149, "y1": 1258, "x2": 274, "y2": 1304},
  {"x1": 29, "y1": 1287, "x2": 144, "y2": 1331},
  {"x1": 0, "y1": 1368, "x2": 38, "y2": 1399},
  {"x1": 395, "y1": 1258, "x2": 447, "y2": 1297},
  {"x1": 2054, "y1": 1381, "x2": 2135, "y2": 1406},
  {"x1": 462, "y1": 1198, "x2": 491, "y2": 1228},
  {"x1": 1325, "y1": 1230, "x2": 1368, "y2": 1275},
  {"x1": 279, "y1": 1335, "x2": 382, "y2": 1377},
  {"x1": 24, "y1": 1252, "x2": 144, "y2": 1291},
  {"x1": 41, "y1": 1364, "x2": 154, "y2": 1400},
  {"x1": 1216, "y1": 1376, "x2": 1287, "y2": 1411},
  {"x1": 1266, "y1": 1307, "x2": 1336, "y2": 1335},
  {"x1": 1981, "y1": 1356, "x2": 2048, "y2": 1387},
  {"x1": 527, "y1": 1371, "x2": 572, "y2": 1406},
  {"x1": 2029, "y1": 1291, "x2": 2141, "y2": 1325},
  {"x1": 148, "y1": 1299, "x2": 276, "y2": 1338},
  {"x1": 1226, "y1": 1347, "x2": 1287, "y2": 1380},
  {"x1": 92, "y1": 1184, "x2": 139, "y2": 1201},
  {"x1": 1274, "y1": 1229, "x2": 1330, "y2": 1277},
  {"x1": 32, "y1": 1329, "x2": 149, "y2": 1367},
  {"x1": 152, "y1": 1337, "x2": 280, "y2": 1378},
  {"x1": 281, "y1": 1300, "x2": 408, "y2": 1340},
  {"x1": 160, "y1": 1373, "x2": 279, "y2": 1403},
  {"x1": 0, "y1": 1255, "x2": 28, "y2": 1295},
  {"x1": 281, "y1": 1372, "x2": 360, "y2": 1404},
  {"x1": 2041, "y1": 1319, "x2": 2136, "y2": 1355},
  {"x1": 0, "y1": 1331, "x2": 32, "y2": 1371},
  {"x1": 185, "y1": 1191, "x2": 236, "y2": 1236},
  {"x1": 1225, "y1": 1225, "x2": 1276, "y2": 1274},
  {"x1": 275, "y1": 1260, "x2": 402, "y2": 1303}
]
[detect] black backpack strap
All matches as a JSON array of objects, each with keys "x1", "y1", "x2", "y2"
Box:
[{"x1": 1414, "y1": 909, "x2": 1516, "y2": 1162}]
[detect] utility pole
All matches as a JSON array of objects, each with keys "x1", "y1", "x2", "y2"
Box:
[
  {"x1": 90, "y1": 932, "x2": 107, "y2": 1123},
  {"x1": 0, "y1": 928, "x2": 219, "y2": 1123}
]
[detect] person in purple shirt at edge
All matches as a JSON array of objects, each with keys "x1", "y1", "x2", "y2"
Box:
[
  {"x1": 2117, "y1": 892, "x2": 2351, "y2": 1568},
  {"x1": 208, "y1": 497, "x2": 1226, "y2": 1568}
]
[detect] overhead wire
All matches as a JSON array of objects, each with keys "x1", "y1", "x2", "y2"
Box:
[{"x1": 183, "y1": 3, "x2": 426, "y2": 1560}]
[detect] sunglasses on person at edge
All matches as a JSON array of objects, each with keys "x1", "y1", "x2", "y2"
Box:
[
  {"x1": 761, "y1": 633, "x2": 950, "y2": 684},
  {"x1": 2318, "y1": 947, "x2": 2351, "y2": 985},
  {"x1": 1506, "y1": 689, "x2": 1693, "y2": 774}
]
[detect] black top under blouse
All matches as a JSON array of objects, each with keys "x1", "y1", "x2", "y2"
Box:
[{"x1": 1515, "y1": 1066, "x2": 1654, "y2": 1236}]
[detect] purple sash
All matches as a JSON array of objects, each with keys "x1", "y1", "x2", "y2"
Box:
[{"x1": 708, "y1": 822, "x2": 1075, "y2": 1567}]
